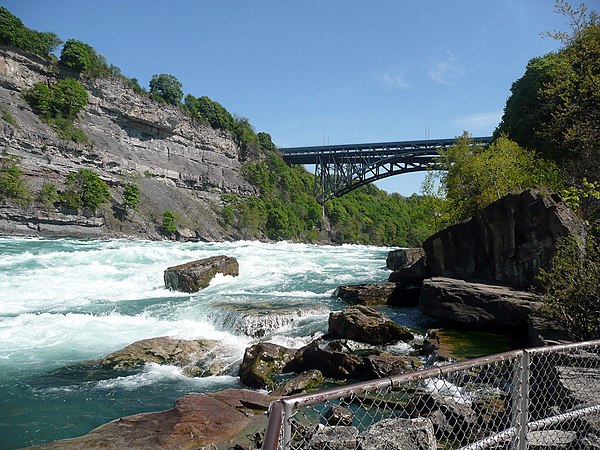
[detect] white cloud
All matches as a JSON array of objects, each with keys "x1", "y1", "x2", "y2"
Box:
[
  {"x1": 430, "y1": 54, "x2": 465, "y2": 85},
  {"x1": 448, "y1": 111, "x2": 503, "y2": 133},
  {"x1": 381, "y1": 68, "x2": 409, "y2": 89}
]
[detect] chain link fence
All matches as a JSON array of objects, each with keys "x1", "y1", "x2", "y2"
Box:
[{"x1": 261, "y1": 340, "x2": 600, "y2": 449}]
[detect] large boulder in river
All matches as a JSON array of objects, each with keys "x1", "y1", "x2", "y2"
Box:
[
  {"x1": 328, "y1": 305, "x2": 414, "y2": 345},
  {"x1": 164, "y1": 255, "x2": 239, "y2": 293},
  {"x1": 99, "y1": 336, "x2": 229, "y2": 376},
  {"x1": 422, "y1": 188, "x2": 586, "y2": 290},
  {"x1": 238, "y1": 342, "x2": 297, "y2": 389},
  {"x1": 33, "y1": 389, "x2": 274, "y2": 450}
]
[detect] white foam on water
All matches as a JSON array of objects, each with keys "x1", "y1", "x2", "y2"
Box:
[{"x1": 95, "y1": 363, "x2": 239, "y2": 391}]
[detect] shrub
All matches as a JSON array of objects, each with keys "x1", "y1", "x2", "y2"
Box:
[
  {"x1": 59, "y1": 39, "x2": 115, "y2": 78},
  {"x1": 0, "y1": 7, "x2": 62, "y2": 57},
  {"x1": 122, "y1": 183, "x2": 140, "y2": 210},
  {"x1": 37, "y1": 181, "x2": 58, "y2": 209},
  {"x1": 24, "y1": 79, "x2": 89, "y2": 143},
  {"x1": 162, "y1": 210, "x2": 177, "y2": 235},
  {"x1": 0, "y1": 155, "x2": 30, "y2": 204},
  {"x1": 537, "y1": 235, "x2": 600, "y2": 340},
  {"x1": 1, "y1": 106, "x2": 17, "y2": 126},
  {"x1": 60, "y1": 168, "x2": 110, "y2": 212}
]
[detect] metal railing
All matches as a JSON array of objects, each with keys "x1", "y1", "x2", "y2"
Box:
[{"x1": 261, "y1": 340, "x2": 600, "y2": 449}]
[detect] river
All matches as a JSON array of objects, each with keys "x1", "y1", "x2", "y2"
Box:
[{"x1": 0, "y1": 237, "x2": 429, "y2": 448}]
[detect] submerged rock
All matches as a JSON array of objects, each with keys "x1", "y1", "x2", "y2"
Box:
[
  {"x1": 328, "y1": 305, "x2": 414, "y2": 345},
  {"x1": 32, "y1": 389, "x2": 275, "y2": 449},
  {"x1": 271, "y1": 369, "x2": 324, "y2": 397},
  {"x1": 164, "y1": 255, "x2": 239, "y2": 293},
  {"x1": 99, "y1": 336, "x2": 229, "y2": 376},
  {"x1": 238, "y1": 342, "x2": 297, "y2": 389}
]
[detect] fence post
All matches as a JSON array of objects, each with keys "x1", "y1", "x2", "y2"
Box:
[
  {"x1": 283, "y1": 400, "x2": 294, "y2": 450},
  {"x1": 518, "y1": 349, "x2": 531, "y2": 449}
]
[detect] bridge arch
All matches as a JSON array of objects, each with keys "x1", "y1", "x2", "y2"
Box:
[{"x1": 280, "y1": 137, "x2": 491, "y2": 203}]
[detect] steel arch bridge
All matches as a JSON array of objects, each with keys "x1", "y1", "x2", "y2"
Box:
[{"x1": 280, "y1": 137, "x2": 492, "y2": 203}]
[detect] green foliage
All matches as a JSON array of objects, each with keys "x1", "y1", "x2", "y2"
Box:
[
  {"x1": 0, "y1": 155, "x2": 30, "y2": 204},
  {"x1": 162, "y1": 210, "x2": 177, "y2": 235},
  {"x1": 59, "y1": 39, "x2": 116, "y2": 78},
  {"x1": 122, "y1": 183, "x2": 141, "y2": 210},
  {"x1": 60, "y1": 168, "x2": 110, "y2": 212},
  {"x1": 1, "y1": 106, "x2": 17, "y2": 126},
  {"x1": 230, "y1": 152, "x2": 431, "y2": 245},
  {"x1": 184, "y1": 94, "x2": 235, "y2": 130},
  {"x1": 24, "y1": 79, "x2": 88, "y2": 143},
  {"x1": 430, "y1": 133, "x2": 562, "y2": 223},
  {"x1": 561, "y1": 178, "x2": 600, "y2": 233},
  {"x1": 37, "y1": 181, "x2": 58, "y2": 209},
  {"x1": 496, "y1": 2, "x2": 600, "y2": 182},
  {"x1": 126, "y1": 77, "x2": 146, "y2": 94},
  {"x1": 149, "y1": 74, "x2": 183, "y2": 106},
  {"x1": 537, "y1": 234, "x2": 600, "y2": 340},
  {"x1": 0, "y1": 7, "x2": 62, "y2": 57}
]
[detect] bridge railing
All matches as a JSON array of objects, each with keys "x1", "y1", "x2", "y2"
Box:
[{"x1": 261, "y1": 339, "x2": 600, "y2": 450}]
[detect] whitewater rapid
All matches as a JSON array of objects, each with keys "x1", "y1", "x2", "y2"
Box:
[{"x1": 0, "y1": 237, "x2": 398, "y2": 448}]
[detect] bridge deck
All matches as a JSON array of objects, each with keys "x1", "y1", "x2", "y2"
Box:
[{"x1": 281, "y1": 137, "x2": 492, "y2": 164}]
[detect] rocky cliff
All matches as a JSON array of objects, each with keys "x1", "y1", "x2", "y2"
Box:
[{"x1": 0, "y1": 45, "x2": 256, "y2": 240}]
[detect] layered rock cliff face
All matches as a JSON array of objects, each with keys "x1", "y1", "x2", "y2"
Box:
[{"x1": 0, "y1": 45, "x2": 256, "y2": 240}]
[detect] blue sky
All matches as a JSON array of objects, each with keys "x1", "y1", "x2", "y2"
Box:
[{"x1": 4, "y1": 1, "x2": 576, "y2": 195}]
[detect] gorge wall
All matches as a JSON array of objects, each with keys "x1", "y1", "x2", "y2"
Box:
[{"x1": 0, "y1": 45, "x2": 256, "y2": 240}]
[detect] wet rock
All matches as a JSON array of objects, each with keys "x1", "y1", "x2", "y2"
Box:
[
  {"x1": 99, "y1": 336, "x2": 228, "y2": 376},
  {"x1": 238, "y1": 342, "x2": 297, "y2": 389},
  {"x1": 32, "y1": 389, "x2": 275, "y2": 450},
  {"x1": 324, "y1": 404, "x2": 354, "y2": 427},
  {"x1": 358, "y1": 417, "x2": 437, "y2": 450},
  {"x1": 386, "y1": 248, "x2": 425, "y2": 271},
  {"x1": 271, "y1": 369, "x2": 324, "y2": 397},
  {"x1": 328, "y1": 305, "x2": 414, "y2": 345},
  {"x1": 334, "y1": 282, "x2": 420, "y2": 307},
  {"x1": 422, "y1": 188, "x2": 586, "y2": 290},
  {"x1": 285, "y1": 339, "x2": 366, "y2": 380},
  {"x1": 164, "y1": 255, "x2": 239, "y2": 293},
  {"x1": 306, "y1": 424, "x2": 359, "y2": 450},
  {"x1": 405, "y1": 391, "x2": 477, "y2": 444},
  {"x1": 388, "y1": 256, "x2": 428, "y2": 284},
  {"x1": 363, "y1": 353, "x2": 422, "y2": 378}
]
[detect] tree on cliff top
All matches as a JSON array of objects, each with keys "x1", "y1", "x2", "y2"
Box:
[
  {"x1": 149, "y1": 74, "x2": 184, "y2": 106},
  {"x1": 495, "y1": 1, "x2": 600, "y2": 182},
  {"x1": 0, "y1": 7, "x2": 62, "y2": 58}
]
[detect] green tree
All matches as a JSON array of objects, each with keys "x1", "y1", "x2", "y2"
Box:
[
  {"x1": 0, "y1": 7, "x2": 62, "y2": 57},
  {"x1": 162, "y1": 210, "x2": 177, "y2": 235},
  {"x1": 0, "y1": 155, "x2": 30, "y2": 204},
  {"x1": 496, "y1": 1, "x2": 600, "y2": 181},
  {"x1": 122, "y1": 183, "x2": 141, "y2": 210},
  {"x1": 537, "y1": 234, "x2": 600, "y2": 340},
  {"x1": 433, "y1": 133, "x2": 562, "y2": 222},
  {"x1": 60, "y1": 39, "x2": 92, "y2": 73},
  {"x1": 60, "y1": 168, "x2": 110, "y2": 212},
  {"x1": 149, "y1": 74, "x2": 183, "y2": 105}
]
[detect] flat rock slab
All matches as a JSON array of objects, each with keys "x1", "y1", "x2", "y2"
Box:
[
  {"x1": 164, "y1": 255, "x2": 239, "y2": 293},
  {"x1": 32, "y1": 389, "x2": 275, "y2": 449},
  {"x1": 334, "y1": 282, "x2": 420, "y2": 307}
]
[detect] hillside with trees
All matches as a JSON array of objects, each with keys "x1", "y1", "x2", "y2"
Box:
[{"x1": 0, "y1": 7, "x2": 432, "y2": 246}]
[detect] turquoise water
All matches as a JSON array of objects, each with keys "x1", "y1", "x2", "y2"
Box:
[{"x1": 0, "y1": 237, "x2": 411, "y2": 448}]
